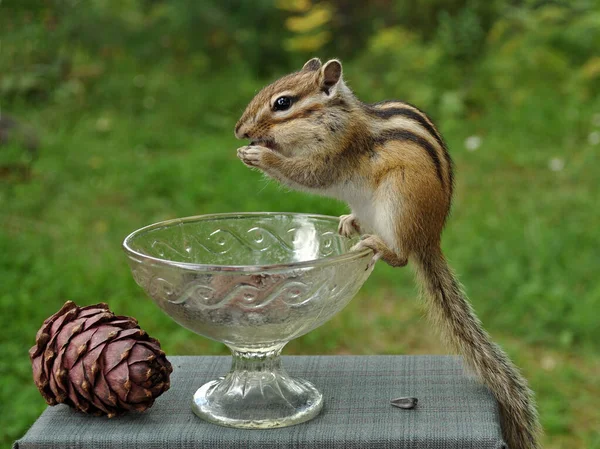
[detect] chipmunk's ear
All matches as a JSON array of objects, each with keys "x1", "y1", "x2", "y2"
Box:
[
  {"x1": 302, "y1": 57, "x2": 322, "y2": 72},
  {"x1": 319, "y1": 59, "x2": 342, "y2": 95}
]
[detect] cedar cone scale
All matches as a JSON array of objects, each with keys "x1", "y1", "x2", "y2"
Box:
[{"x1": 30, "y1": 301, "x2": 173, "y2": 417}]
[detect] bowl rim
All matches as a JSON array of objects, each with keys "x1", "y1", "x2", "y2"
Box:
[{"x1": 122, "y1": 212, "x2": 373, "y2": 273}]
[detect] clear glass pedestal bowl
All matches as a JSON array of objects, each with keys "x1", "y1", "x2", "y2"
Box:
[{"x1": 122, "y1": 212, "x2": 374, "y2": 429}]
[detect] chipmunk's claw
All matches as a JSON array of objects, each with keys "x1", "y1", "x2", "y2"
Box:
[
  {"x1": 338, "y1": 214, "x2": 361, "y2": 237},
  {"x1": 352, "y1": 234, "x2": 378, "y2": 250},
  {"x1": 351, "y1": 234, "x2": 406, "y2": 268},
  {"x1": 351, "y1": 235, "x2": 381, "y2": 270}
]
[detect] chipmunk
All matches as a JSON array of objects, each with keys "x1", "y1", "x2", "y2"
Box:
[{"x1": 234, "y1": 58, "x2": 540, "y2": 449}]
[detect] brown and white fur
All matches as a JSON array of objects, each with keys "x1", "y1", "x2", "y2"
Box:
[{"x1": 235, "y1": 58, "x2": 541, "y2": 449}]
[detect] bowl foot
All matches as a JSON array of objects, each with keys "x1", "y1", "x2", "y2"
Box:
[{"x1": 192, "y1": 348, "x2": 323, "y2": 428}]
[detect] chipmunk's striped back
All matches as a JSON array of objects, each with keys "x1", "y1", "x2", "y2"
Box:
[{"x1": 364, "y1": 100, "x2": 453, "y2": 200}]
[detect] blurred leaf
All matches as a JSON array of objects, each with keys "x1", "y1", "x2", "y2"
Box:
[
  {"x1": 285, "y1": 3, "x2": 332, "y2": 33},
  {"x1": 537, "y1": 5, "x2": 569, "y2": 23},
  {"x1": 581, "y1": 57, "x2": 600, "y2": 80},
  {"x1": 285, "y1": 31, "x2": 331, "y2": 52},
  {"x1": 275, "y1": 0, "x2": 312, "y2": 13},
  {"x1": 369, "y1": 27, "x2": 417, "y2": 54}
]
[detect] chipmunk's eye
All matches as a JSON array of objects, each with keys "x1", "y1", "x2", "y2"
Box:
[{"x1": 273, "y1": 96, "x2": 292, "y2": 111}]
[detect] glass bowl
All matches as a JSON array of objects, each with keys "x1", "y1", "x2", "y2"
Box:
[{"x1": 122, "y1": 212, "x2": 374, "y2": 428}]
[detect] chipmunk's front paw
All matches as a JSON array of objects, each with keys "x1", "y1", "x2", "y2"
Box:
[
  {"x1": 237, "y1": 145, "x2": 271, "y2": 169},
  {"x1": 338, "y1": 214, "x2": 361, "y2": 237}
]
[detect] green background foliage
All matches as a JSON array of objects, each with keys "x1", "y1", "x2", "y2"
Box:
[{"x1": 1, "y1": 1, "x2": 599, "y2": 448}]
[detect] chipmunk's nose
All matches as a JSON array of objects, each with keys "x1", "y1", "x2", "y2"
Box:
[{"x1": 234, "y1": 122, "x2": 249, "y2": 140}]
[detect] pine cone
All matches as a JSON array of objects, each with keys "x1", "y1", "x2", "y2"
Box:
[{"x1": 30, "y1": 301, "x2": 173, "y2": 417}]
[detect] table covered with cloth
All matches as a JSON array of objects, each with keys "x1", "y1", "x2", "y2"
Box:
[{"x1": 14, "y1": 355, "x2": 506, "y2": 449}]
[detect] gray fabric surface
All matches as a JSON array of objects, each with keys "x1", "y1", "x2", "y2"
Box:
[{"x1": 14, "y1": 355, "x2": 506, "y2": 449}]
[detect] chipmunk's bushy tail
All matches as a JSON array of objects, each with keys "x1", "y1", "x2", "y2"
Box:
[{"x1": 412, "y1": 247, "x2": 541, "y2": 449}]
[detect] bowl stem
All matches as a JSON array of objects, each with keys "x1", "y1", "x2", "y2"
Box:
[
  {"x1": 191, "y1": 344, "x2": 323, "y2": 428},
  {"x1": 229, "y1": 345, "x2": 286, "y2": 372}
]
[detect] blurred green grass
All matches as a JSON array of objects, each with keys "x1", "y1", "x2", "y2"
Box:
[{"x1": 2, "y1": 1, "x2": 600, "y2": 448}]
